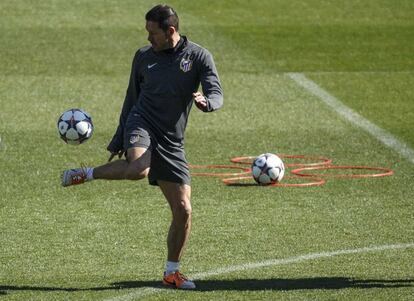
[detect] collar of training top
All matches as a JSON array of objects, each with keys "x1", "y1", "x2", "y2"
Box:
[{"x1": 159, "y1": 35, "x2": 187, "y2": 55}]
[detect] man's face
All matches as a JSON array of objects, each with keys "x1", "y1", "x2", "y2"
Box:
[{"x1": 146, "y1": 21, "x2": 170, "y2": 52}]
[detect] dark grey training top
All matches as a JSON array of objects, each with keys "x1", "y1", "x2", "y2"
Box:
[{"x1": 108, "y1": 36, "x2": 223, "y2": 152}]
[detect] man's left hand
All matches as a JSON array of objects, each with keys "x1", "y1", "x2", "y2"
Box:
[{"x1": 193, "y1": 92, "x2": 207, "y2": 111}]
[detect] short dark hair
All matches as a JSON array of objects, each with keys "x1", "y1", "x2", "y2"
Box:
[{"x1": 145, "y1": 4, "x2": 179, "y2": 32}]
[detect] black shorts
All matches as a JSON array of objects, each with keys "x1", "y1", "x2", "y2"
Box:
[{"x1": 124, "y1": 110, "x2": 190, "y2": 186}]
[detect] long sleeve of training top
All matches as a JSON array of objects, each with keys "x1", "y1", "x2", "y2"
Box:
[
  {"x1": 107, "y1": 36, "x2": 223, "y2": 152},
  {"x1": 107, "y1": 51, "x2": 142, "y2": 153},
  {"x1": 199, "y1": 50, "x2": 223, "y2": 112}
]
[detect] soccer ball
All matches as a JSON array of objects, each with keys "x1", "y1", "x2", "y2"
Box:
[
  {"x1": 57, "y1": 108, "x2": 93, "y2": 145},
  {"x1": 251, "y1": 153, "x2": 285, "y2": 185}
]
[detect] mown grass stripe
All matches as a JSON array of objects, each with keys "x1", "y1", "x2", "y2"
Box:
[{"x1": 288, "y1": 72, "x2": 414, "y2": 165}]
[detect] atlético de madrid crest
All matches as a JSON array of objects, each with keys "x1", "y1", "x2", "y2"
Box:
[{"x1": 180, "y1": 58, "x2": 193, "y2": 72}]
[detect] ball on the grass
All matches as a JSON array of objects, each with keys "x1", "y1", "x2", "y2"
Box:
[{"x1": 252, "y1": 153, "x2": 285, "y2": 185}]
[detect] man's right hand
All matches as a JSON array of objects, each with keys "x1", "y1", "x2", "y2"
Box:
[{"x1": 108, "y1": 150, "x2": 125, "y2": 162}]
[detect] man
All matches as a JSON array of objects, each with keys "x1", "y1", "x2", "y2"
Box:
[{"x1": 61, "y1": 4, "x2": 223, "y2": 289}]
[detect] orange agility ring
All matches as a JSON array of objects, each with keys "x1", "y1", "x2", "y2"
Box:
[
  {"x1": 230, "y1": 156, "x2": 256, "y2": 165},
  {"x1": 190, "y1": 164, "x2": 251, "y2": 177},
  {"x1": 279, "y1": 154, "x2": 333, "y2": 167},
  {"x1": 191, "y1": 156, "x2": 394, "y2": 188},
  {"x1": 230, "y1": 155, "x2": 332, "y2": 167},
  {"x1": 291, "y1": 165, "x2": 394, "y2": 178},
  {"x1": 222, "y1": 176, "x2": 326, "y2": 187}
]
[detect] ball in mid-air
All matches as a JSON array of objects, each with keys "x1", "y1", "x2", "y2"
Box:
[
  {"x1": 57, "y1": 108, "x2": 93, "y2": 145},
  {"x1": 252, "y1": 153, "x2": 285, "y2": 185}
]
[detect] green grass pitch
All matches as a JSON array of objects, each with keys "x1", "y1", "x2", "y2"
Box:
[{"x1": 0, "y1": 1, "x2": 413, "y2": 300}]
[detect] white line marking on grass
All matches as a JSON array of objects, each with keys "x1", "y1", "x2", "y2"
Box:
[
  {"x1": 103, "y1": 242, "x2": 414, "y2": 301},
  {"x1": 287, "y1": 72, "x2": 414, "y2": 165},
  {"x1": 192, "y1": 243, "x2": 414, "y2": 280}
]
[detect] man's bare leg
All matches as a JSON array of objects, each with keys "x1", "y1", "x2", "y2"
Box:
[
  {"x1": 158, "y1": 181, "x2": 192, "y2": 261},
  {"x1": 61, "y1": 147, "x2": 151, "y2": 186},
  {"x1": 158, "y1": 180, "x2": 195, "y2": 289},
  {"x1": 93, "y1": 147, "x2": 151, "y2": 180}
]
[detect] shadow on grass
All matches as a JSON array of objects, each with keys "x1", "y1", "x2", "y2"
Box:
[
  {"x1": 1, "y1": 277, "x2": 413, "y2": 295},
  {"x1": 114, "y1": 277, "x2": 414, "y2": 291},
  {"x1": 0, "y1": 280, "x2": 161, "y2": 294}
]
